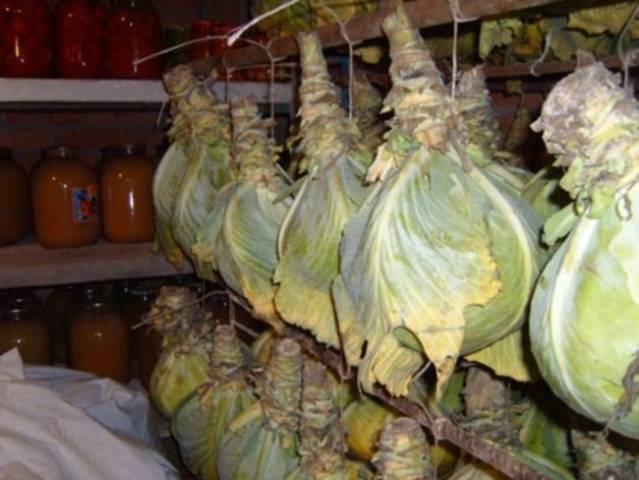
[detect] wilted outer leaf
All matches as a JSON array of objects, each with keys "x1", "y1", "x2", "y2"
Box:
[
  {"x1": 153, "y1": 143, "x2": 189, "y2": 268},
  {"x1": 150, "y1": 339, "x2": 210, "y2": 418},
  {"x1": 193, "y1": 98, "x2": 291, "y2": 331},
  {"x1": 479, "y1": 18, "x2": 522, "y2": 59},
  {"x1": 518, "y1": 398, "x2": 572, "y2": 471},
  {"x1": 530, "y1": 64, "x2": 639, "y2": 440},
  {"x1": 274, "y1": 32, "x2": 372, "y2": 347},
  {"x1": 568, "y1": 2, "x2": 639, "y2": 37},
  {"x1": 465, "y1": 330, "x2": 538, "y2": 383},
  {"x1": 334, "y1": 6, "x2": 542, "y2": 398},
  {"x1": 521, "y1": 167, "x2": 569, "y2": 222}
]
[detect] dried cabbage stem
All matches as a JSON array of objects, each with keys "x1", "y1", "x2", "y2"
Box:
[
  {"x1": 372, "y1": 417, "x2": 433, "y2": 480},
  {"x1": 230, "y1": 97, "x2": 279, "y2": 182},
  {"x1": 209, "y1": 325, "x2": 246, "y2": 383},
  {"x1": 298, "y1": 361, "x2": 346, "y2": 475},
  {"x1": 261, "y1": 339, "x2": 303, "y2": 431},
  {"x1": 379, "y1": 3, "x2": 450, "y2": 159},
  {"x1": 143, "y1": 286, "x2": 201, "y2": 337},
  {"x1": 297, "y1": 32, "x2": 350, "y2": 171},
  {"x1": 163, "y1": 65, "x2": 198, "y2": 140}
]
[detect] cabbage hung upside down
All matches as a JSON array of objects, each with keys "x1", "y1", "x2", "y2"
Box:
[
  {"x1": 193, "y1": 97, "x2": 291, "y2": 331},
  {"x1": 332, "y1": 5, "x2": 543, "y2": 398},
  {"x1": 530, "y1": 62, "x2": 639, "y2": 440},
  {"x1": 152, "y1": 66, "x2": 196, "y2": 268},
  {"x1": 217, "y1": 338, "x2": 303, "y2": 479},
  {"x1": 286, "y1": 360, "x2": 371, "y2": 480},
  {"x1": 274, "y1": 32, "x2": 372, "y2": 347},
  {"x1": 172, "y1": 79, "x2": 233, "y2": 274},
  {"x1": 148, "y1": 286, "x2": 212, "y2": 418},
  {"x1": 171, "y1": 325, "x2": 255, "y2": 480}
]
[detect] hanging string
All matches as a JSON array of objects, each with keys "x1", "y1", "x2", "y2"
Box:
[
  {"x1": 530, "y1": 28, "x2": 555, "y2": 77},
  {"x1": 227, "y1": 0, "x2": 303, "y2": 47},
  {"x1": 156, "y1": 99, "x2": 167, "y2": 127},
  {"x1": 617, "y1": 2, "x2": 639, "y2": 88},
  {"x1": 450, "y1": 9, "x2": 459, "y2": 100},
  {"x1": 133, "y1": 35, "x2": 229, "y2": 67},
  {"x1": 318, "y1": 3, "x2": 356, "y2": 121},
  {"x1": 448, "y1": 0, "x2": 478, "y2": 100}
]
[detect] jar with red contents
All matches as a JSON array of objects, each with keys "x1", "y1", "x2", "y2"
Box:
[
  {"x1": 106, "y1": 0, "x2": 162, "y2": 79},
  {"x1": 0, "y1": 0, "x2": 53, "y2": 77},
  {"x1": 54, "y1": 0, "x2": 107, "y2": 78},
  {"x1": 189, "y1": 20, "x2": 239, "y2": 79},
  {"x1": 190, "y1": 20, "x2": 233, "y2": 60}
]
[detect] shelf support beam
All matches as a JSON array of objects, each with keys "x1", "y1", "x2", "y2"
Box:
[{"x1": 192, "y1": 0, "x2": 563, "y2": 75}]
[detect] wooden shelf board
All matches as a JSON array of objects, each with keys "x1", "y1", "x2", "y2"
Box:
[
  {"x1": 483, "y1": 56, "x2": 636, "y2": 79},
  {"x1": 0, "y1": 240, "x2": 191, "y2": 289},
  {"x1": 0, "y1": 78, "x2": 294, "y2": 105},
  {"x1": 190, "y1": 0, "x2": 562, "y2": 74}
]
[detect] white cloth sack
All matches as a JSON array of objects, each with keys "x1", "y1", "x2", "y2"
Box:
[{"x1": 0, "y1": 349, "x2": 179, "y2": 480}]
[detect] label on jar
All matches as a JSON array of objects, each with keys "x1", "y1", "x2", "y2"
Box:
[{"x1": 71, "y1": 185, "x2": 99, "y2": 223}]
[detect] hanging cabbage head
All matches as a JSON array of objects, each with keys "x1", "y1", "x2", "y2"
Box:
[
  {"x1": 153, "y1": 66, "x2": 197, "y2": 268},
  {"x1": 217, "y1": 338, "x2": 303, "y2": 479},
  {"x1": 172, "y1": 81, "x2": 233, "y2": 275},
  {"x1": 193, "y1": 97, "x2": 291, "y2": 331},
  {"x1": 148, "y1": 286, "x2": 212, "y2": 418},
  {"x1": 171, "y1": 325, "x2": 255, "y2": 480},
  {"x1": 332, "y1": 5, "x2": 544, "y2": 398},
  {"x1": 274, "y1": 31, "x2": 373, "y2": 347},
  {"x1": 529, "y1": 62, "x2": 639, "y2": 440}
]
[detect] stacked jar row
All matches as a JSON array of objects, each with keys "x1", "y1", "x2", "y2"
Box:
[
  {"x1": 0, "y1": 145, "x2": 156, "y2": 248},
  {"x1": 0, "y1": 276, "x2": 220, "y2": 390},
  {"x1": 0, "y1": 0, "x2": 162, "y2": 78}
]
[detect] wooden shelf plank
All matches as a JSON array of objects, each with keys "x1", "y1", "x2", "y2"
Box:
[
  {"x1": 191, "y1": 0, "x2": 563, "y2": 74},
  {"x1": 483, "y1": 56, "x2": 636, "y2": 78},
  {"x1": 0, "y1": 241, "x2": 191, "y2": 289},
  {"x1": 0, "y1": 78, "x2": 294, "y2": 105}
]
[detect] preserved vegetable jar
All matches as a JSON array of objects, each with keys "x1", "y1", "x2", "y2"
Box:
[
  {"x1": 121, "y1": 280, "x2": 161, "y2": 390},
  {"x1": 30, "y1": 146, "x2": 100, "y2": 249},
  {"x1": 106, "y1": 0, "x2": 162, "y2": 79},
  {"x1": 0, "y1": 0, "x2": 53, "y2": 77},
  {"x1": 0, "y1": 148, "x2": 30, "y2": 246},
  {"x1": 0, "y1": 293, "x2": 51, "y2": 364},
  {"x1": 69, "y1": 295, "x2": 131, "y2": 383},
  {"x1": 100, "y1": 145, "x2": 155, "y2": 243},
  {"x1": 54, "y1": 0, "x2": 108, "y2": 78},
  {"x1": 44, "y1": 285, "x2": 76, "y2": 363}
]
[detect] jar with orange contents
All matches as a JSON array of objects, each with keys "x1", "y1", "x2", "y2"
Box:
[
  {"x1": 68, "y1": 293, "x2": 131, "y2": 383},
  {"x1": 0, "y1": 147, "x2": 30, "y2": 246},
  {"x1": 100, "y1": 145, "x2": 155, "y2": 243},
  {"x1": 30, "y1": 146, "x2": 100, "y2": 249},
  {"x1": 0, "y1": 290, "x2": 51, "y2": 364},
  {"x1": 44, "y1": 284, "x2": 76, "y2": 363},
  {"x1": 121, "y1": 279, "x2": 163, "y2": 390}
]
